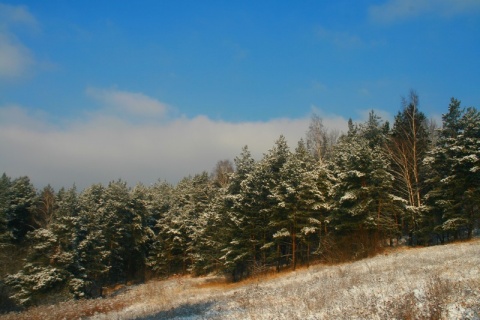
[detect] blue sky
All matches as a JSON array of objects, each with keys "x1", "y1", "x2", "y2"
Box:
[{"x1": 1, "y1": 0, "x2": 479, "y2": 189}]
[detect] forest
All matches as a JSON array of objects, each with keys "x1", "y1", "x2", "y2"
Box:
[{"x1": 0, "y1": 92, "x2": 479, "y2": 312}]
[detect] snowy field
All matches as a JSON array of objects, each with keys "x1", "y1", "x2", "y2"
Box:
[{"x1": 2, "y1": 240, "x2": 480, "y2": 319}]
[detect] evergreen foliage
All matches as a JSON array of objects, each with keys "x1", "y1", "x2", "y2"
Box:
[
  {"x1": 327, "y1": 128, "x2": 400, "y2": 259},
  {"x1": 424, "y1": 99, "x2": 480, "y2": 242},
  {"x1": 1, "y1": 94, "x2": 479, "y2": 312}
]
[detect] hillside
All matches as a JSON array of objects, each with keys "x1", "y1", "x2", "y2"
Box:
[{"x1": 2, "y1": 240, "x2": 479, "y2": 320}]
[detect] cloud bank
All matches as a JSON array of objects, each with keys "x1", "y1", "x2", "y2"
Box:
[{"x1": 0, "y1": 88, "x2": 348, "y2": 190}]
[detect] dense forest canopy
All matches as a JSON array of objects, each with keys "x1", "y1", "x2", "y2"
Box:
[{"x1": 1, "y1": 93, "x2": 479, "y2": 311}]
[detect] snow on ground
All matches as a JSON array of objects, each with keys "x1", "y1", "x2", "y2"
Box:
[
  {"x1": 3, "y1": 240, "x2": 480, "y2": 319},
  {"x1": 95, "y1": 240, "x2": 480, "y2": 320}
]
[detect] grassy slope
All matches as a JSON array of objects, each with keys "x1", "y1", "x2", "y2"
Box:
[{"x1": 1, "y1": 240, "x2": 480, "y2": 320}]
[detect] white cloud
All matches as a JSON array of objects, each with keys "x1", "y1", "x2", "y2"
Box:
[
  {"x1": 86, "y1": 87, "x2": 169, "y2": 118},
  {"x1": 0, "y1": 3, "x2": 38, "y2": 28},
  {"x1": 0, "y1": 33, "x2": 34, "y2": 79},
  {"x1": 0, "y1": 99, "x2": 349, "y2": 190},
  {"x1": 369, "y1": 0, "x2": 480, "y2": 24},
  {"x1": 0, "y1": 3, "x2": 37, "y2": 80}
]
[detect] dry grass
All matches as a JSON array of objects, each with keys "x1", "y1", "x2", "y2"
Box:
[{"x1": 2, "y1": 239, "x2": 480, "y2": 319}]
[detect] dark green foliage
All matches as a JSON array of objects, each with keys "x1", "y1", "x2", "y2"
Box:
[
  {"x1": 147, "y1": 173, "x2": 216, "y2": 276},
  {"x1": 271, "y1": 140, "x2": 328, "y2": 269},
  {"x1": 424, "y1": 99, "x2": 480, "y2": 241},
  {"x1": 0, "y1": 174, "x2": 11, "y2": 247},
  {"x1": 6, "y1": 176, "x2": 37, "y2": 243},
  {"x1": 327, "y1": 130, "x2": 400, "y2": 260}
]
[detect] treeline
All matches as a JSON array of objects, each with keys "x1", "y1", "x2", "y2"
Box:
[{"x1": 0, "y1": 92, "x2": 479, "y2": 310}]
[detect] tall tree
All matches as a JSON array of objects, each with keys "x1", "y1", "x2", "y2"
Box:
[
  {"x1": 7, "y1": 176, "x2": 37, "y2": 243},
  {"x1": 150, "y1": 173, "x2": 215, "y2": 275},
  {"x1": 145, "y1": 181, "x2": 174, "y2": 275},
  {"x1": 256, "y1": 135, "x2": 292, "y2": 270},
  {"x1": 128, "y1": 184, "x2": 155, "y2": 281},
  {"x1": 76, "y1": 184, "x2": 110, "y2": 296},
  {"x1": 328, "y1": 131, "x2": 400, "y2": 259},
  {"x1": 219, "y1": 146, "x2": 258, "y2": 280},
  {"x1": 0, "y1": 173, "x2": 12, "y2": 247},
  {"x1": 360, "y1": 110, "x2": 389, "y2": 149},
  {"x1": 223, "y1": 137, "x2": 292, "y2": 276},
  {"x1": 424, "y1": 99, "x2": 480, "y2": 240},
  {"x1": 271, "y1": 140, "x2": 326, "y2": 269},
  {"x1": 386, "y1": 91, "x2": 429, "y2": 241}
]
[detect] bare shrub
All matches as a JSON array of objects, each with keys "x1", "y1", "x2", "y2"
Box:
[
  {"x1": 424, "y1": 275, "x2": 452, "y2": 319},
  {"x1": 385, "y1": 291, "x2": 417, "y2": 320}
]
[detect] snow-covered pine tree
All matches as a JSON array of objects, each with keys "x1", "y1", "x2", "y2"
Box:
[
  {"x1": 192, "y1": 185, "x2": 228, "y2": 275},
  {"x1": 328, "y1": 131, "x2": 399, "y2": 260},
  {"x1": 256, "y1": 136, "x2": 292, "y2": 270},
  {"x1": 6, "y1": 176, "x2": 37, "y2": 243},
  {"x1": 52, "y1": 185, "x2": 86, "y2": 297},
  {"x1": 151, "y1": 172, "x2": 215, "y2": 276},
  {"x1": 145, "y1": 181, "x2": 174, "y2": 275},
  {"x1": 219, "y1": 146, "x2": 258, "y2": 281},
  {"x1": 0, "y1": 173, "x2": 12, "y2": 249},
  {"x1": 4, "y1": 185, "x2": 81, "y2": 306},
  {"x1": 359, "y1": 110, "x2": 389, "y2": 149},
  {"x1": 271, "y1": 139, "x2": 326, "y2": 269},
  {"x1": 424, "y1": 99, "x2": 480, "y2": 240},
  {"x1": 102, "y1": 180, "x2": 140, "y2": 283},
  {"x1": 125, "y1": 183, "x2": 154, "y2": 282},
  {"x1": 4, "y1": 228, "x2": 69, "y2": 306},
  {"x1": 76, "y1": 184, "x2": 110, "y2": 296}
]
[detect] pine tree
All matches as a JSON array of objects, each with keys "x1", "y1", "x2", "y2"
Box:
[
  {"x1": 360, "y1": 110, "x2": 389, "y2": 149},
  {"x1": 150, "y1": 173, "x2": 215, "y2": 275},
  {"x1": 145, "y1": 181, "x2": 174, "y2": 275},
  {"x1": 271, "y1": 140, "x2": 327, "y2": 269},
  {"x1": 192, "y1": 185, "x2": 227, "y2": 275},
  {"x1": 0, "y1": 173, "x2": 12, "y2": 248},
  {"x1": 102, "y1": 180, "x2": 135, "y2": 283},
  {"x1": 4, "y1": 228, "x2": 69, "y2": 306},
  {"x1": 219, "y1": 146, "x2": 258, "y2": 280},
  {"x1": 6, "y1": 176, "x2": 37, "y2": 243},
  {"x1": 76, "y1": 184, "x2": 110, "y2": 296},
  {"x1": 424, "y1": 99, "x2": 480, "y2": 240},
  {"x1": 52, "y1": 185, "x2": 86, "y2": 297},
  {"x1": 329, "y1": 132, "x2": 399, "y2": 259},
  {"x1": 128, "y1": 184, "x2": 155, "y2": 281},
  {"x1": 4, "y1": 185, "x2": 80, "y2": 305},
  {"x1": 221, "y1": 137, "x2": 293, "y2": 277},
  {"x1": 254, "y1": 135, "x2": 292, "y2": 270}
]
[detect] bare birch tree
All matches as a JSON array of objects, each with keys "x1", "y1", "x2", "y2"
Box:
[{"x1": 386, "y1": 91, "x2": 429, "y2": 240}]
